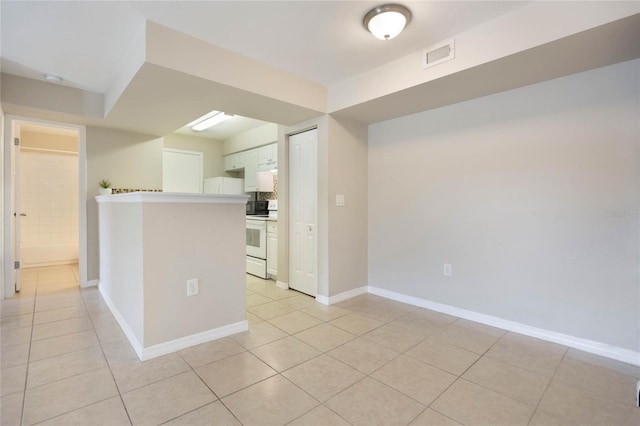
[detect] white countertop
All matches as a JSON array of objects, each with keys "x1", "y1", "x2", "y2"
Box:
[
  {"x1": 96, "y1": 192, "x2": 249, "y2": 204},
  {"x1": 246, "y1": 215, "x2": 278, "y2": 222}
]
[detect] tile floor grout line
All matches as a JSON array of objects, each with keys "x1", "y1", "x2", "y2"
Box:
[
  {"x1": 74, "y1": 272, "x2": 133, "y2": 425},
  {"x1": 407, "y1": 327, "x2": 510, "y2": 425},
  {"x1": 19, "y1": 269, "x2": 40, "y2": 426},
  {"x1": 181, "y1": 356, "x2": 248, "y2": 426},
  {"x1": 524, "y1": 345, "x2": 570, "y2": 426},
  {"x1": 12, "y1": 271, "x2": 637, "y2": 425},
  {"x1": 27, "y1": 395, "x2": 121, "y2": 426},
  {"x1": 21, "y1": 267, "x2": 122, "y2": 426},
  {"x1": 275, "y1": 369, "x2": 343, "y2": 424},
  {"x1": 80, "y1": 281, "x2": 134, "y2": 426}
]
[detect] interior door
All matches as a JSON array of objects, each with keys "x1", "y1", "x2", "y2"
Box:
[
  {"x1": 12, "y1": 123, "x2": 22, "y2": 292},
  {"x1": 288, "y1": 129, "x2": 317, "y2": 296},
  {"x1": 162, "y1": 149, "x2": 203, "y2": 193}
]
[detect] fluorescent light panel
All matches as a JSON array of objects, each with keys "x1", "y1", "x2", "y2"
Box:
[{"x1": 190, "y1": 110, "x2": 233, "y2": 131}]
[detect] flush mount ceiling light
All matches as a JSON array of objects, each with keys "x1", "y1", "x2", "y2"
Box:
[
  {"x1": 43, "y1": 73, "x2": 62, "y2": 83},
  {"x1": 189, "y1": 110, "x2": 234, "y2": 131},
  {"x1": 363, "y1": 3, "x2": 412, "y2": 40}
]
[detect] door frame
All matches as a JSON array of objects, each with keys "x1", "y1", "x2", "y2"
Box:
[{"x1": 2, "y1": 115, "x2": 88, "y2": 298}]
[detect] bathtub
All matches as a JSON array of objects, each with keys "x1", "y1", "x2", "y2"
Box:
[{"x1": 21, "y1": 242, "x2": 79, "y2": 268}]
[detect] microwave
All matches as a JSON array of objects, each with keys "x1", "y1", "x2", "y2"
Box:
[{"x1": 247, "y1": 200, "x2": 268, "y2": 215}]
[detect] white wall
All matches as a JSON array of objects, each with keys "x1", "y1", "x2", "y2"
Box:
[
  {"x1": 368, "y1": 60, "x2": 639, "y2": 352},
  {"x1": 86, "y1": 127, "x2": 163, "y2": 281},
  {"x1": 163, "y1": 133, "x2": 226, "y2": 178}
]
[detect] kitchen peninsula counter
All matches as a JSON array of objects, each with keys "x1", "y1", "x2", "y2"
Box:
[{"x1": 96, "y1": 192, "x2": 249, "y2": 361}]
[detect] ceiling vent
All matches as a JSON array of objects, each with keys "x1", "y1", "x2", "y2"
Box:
[{"x1": 423, "y1": 38, "x2": 455, "y2": 69}]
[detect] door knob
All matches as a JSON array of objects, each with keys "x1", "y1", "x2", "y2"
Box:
[{"x1": 20, "y1": 212, "x2": 27, "y2": 217}]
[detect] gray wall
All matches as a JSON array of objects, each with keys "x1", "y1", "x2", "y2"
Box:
[
  {"x1": 368, "y1": 60, "x2": 639, "y2": 351},
  {"x1": 86, "y1": 127, "x2": 163, "y2": 280}
]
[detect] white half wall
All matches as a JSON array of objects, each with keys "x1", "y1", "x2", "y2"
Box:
[{"x1": 368, "y1": 60, "x2": 640, "y2": 352}]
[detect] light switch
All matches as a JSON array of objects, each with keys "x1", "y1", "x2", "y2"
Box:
[{"x1": 336, "y1": 194, "x2": 345, "y2": 207}]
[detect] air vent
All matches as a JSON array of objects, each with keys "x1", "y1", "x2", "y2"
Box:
[{"x1": 423, "y1": 38, "x2": 455, "y2": 69}]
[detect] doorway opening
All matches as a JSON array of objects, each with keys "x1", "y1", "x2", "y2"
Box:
[
  {"x1": 3, "y1": 116, "x2": 87, "y2": 298},
  {"x1": 20, "y1": 124, "x2": 80, "y2": 270}
]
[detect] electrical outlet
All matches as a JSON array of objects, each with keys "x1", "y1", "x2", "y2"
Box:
[
  {"x1": 336, "y1": 194, "x2": 345, "y2": 207},
  {"x1": 187, "y1": 278, "x2": 199, "y2": 296},
  {"x1": 444, "y1": 264, "x2": 452, "y2": 277}
]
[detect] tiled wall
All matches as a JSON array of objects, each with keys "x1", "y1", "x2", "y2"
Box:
[
  {"x1": 20, "y1": 149, "x2": 79, "y2": 245},
  {"x1": 111, "y1": 188, "x2": 163, "y2": 194}
]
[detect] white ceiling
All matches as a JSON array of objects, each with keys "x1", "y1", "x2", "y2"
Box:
[
  {"x1": 0, "y1": 1, "x2": 528, "y2": 92},
  {"x1": 1, "y1": 1, "x2": 636, "y2": 139}
]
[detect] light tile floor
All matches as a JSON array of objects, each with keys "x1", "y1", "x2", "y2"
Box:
[{"x1": 2, "y1": 265, "x2": 639, "y2": 425}]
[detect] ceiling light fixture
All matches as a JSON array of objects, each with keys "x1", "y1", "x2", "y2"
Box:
[
  {"x1": 363, "y1": 3, "x2": 412, "y2": 40},
  {"x1": 43, "y1": 73, "x2": 63, "y2": 83},
  {"x1": 190, "y1": 110, "x2": 233, "y2": 131}
]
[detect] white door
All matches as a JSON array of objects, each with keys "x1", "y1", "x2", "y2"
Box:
[
  {"x1": 289, "y1": 129, "x2": 317, "y2": 296},
  {"x1": 244, "y1": 149, "x2": 258, "y2": 192},
  {"x1": 12, "y1": 124, "x2": 22, "y2": 292},
  {"x1": 162, "y1": 149, "x2": 203, "y2": 193}
]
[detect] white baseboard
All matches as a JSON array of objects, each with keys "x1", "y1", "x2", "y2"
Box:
[
  {"x1": 368, "y1": 286, "x2": 640, "y2": 367},
  {"x1": 98, "y1": 284, "x2": 144, "y2": 359},
  {"x1": 139, "y1": 321, "x2": 248, "y2": 361},
  {"x1": 276, "y1": 281, "x2": 288, "y2": 290},
  {"x1": 98, "y1": 283, "x2": 249, "y2": 362},
  {"x1": 316, "y1": 286, "x2": 368, "y2": 306}
]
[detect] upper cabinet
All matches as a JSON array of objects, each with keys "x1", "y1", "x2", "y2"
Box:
[
  {"x1": 224, "y1": 151, "x2": 246, "y2": 172},
  {"x1": 225, "y1": 143, "x2": 277, "y2": 191},
  {"x1": 258, "y1": 143, "x2": 277, "y2": 169},
  {"x1": 243, "y1": 149, "x2": 258, "y2": 192}
]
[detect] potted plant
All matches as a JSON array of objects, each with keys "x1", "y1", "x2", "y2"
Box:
[{"x1": 98, "y1": 179, "x2": 112, "y2": 195}]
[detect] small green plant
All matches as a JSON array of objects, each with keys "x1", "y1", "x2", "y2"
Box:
[{"x1": 99, "y1": 179, "x2": 111, "y2": 189}]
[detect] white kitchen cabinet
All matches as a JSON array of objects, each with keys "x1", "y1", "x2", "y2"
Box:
[
  {"x1": 244, "y1": 149, "x2": 258, "y2": 191},
  {"x1": 258, "y1": 143, "x2": 277, "y2": 168},
  {"x1": 224, "y1": 152, "x2": 245, "y2": 172},
  {"x1": 267, "y1": 221, "x2": 278, "y2": 277},
  {"x1": 243, "y1": 148, "x2": 274, "y2": 192}
]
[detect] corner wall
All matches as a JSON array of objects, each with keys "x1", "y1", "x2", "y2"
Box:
[
  {"x1": 278, "y1": 115, "x2": 368, "y2": 298},
  {"x1": 327, "y1": 116, "x2": 368, "y2": 296},
  {"x1": 368, "y1": 60, "x2": 640, "y2": 352},
  {"x1": 86, "y1": 127, "x2": 163, "y2": 281}
]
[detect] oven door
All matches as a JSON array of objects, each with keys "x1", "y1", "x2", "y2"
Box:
[{"x1": 246, "y1": 219, "x2": 267, "y2": 259}]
